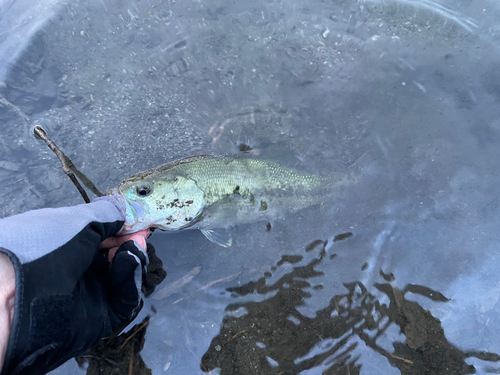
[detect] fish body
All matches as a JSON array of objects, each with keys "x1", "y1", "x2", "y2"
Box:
[{"x1": 109, "y1": 155, "x2": 352, "y2": 246}]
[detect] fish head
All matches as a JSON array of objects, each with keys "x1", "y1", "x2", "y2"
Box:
[{"x1": 113, "y1": 174, "x2": 206, "y2": 233}]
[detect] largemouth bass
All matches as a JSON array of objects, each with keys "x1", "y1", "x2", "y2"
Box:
[{"x1": 109, "y1": 155, "x2": 353, "y2": 247}]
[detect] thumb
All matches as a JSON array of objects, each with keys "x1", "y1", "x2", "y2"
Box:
[
  {"x1": 106, "y1": 231, "x2": 148, "y2": 262},
  {"x1": 107, "y1": 240, "x2": 148, "y2": 326}
]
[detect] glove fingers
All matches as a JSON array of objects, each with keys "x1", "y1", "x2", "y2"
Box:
[
  {"x1": 142, "y1": 243, "x2": 167, "y2": 297},
  {"x1": 107, "y1": 240, "x2": 148, "y2": 326}
]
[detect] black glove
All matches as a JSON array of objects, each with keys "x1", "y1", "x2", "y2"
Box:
[{"x1": 0, "y1": 198, "x2": 149, "y2": 375}]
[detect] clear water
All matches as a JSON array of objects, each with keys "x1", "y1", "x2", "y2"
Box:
[{"x1": 2, "y1": 0, "x2": 500, "y2": 373}]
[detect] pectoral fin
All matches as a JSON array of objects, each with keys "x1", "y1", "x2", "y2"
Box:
[{"x1": 201, "y1": 229, "x2": 233, "y2": 248}]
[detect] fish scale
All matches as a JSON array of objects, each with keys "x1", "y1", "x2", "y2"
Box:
[{"x1": 170, "y1": 158, "x2": 326, "y2": 205}]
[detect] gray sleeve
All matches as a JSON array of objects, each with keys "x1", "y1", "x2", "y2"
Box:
[{"x1": 0, "y1": 197, "x2": 125, "y2": 264}]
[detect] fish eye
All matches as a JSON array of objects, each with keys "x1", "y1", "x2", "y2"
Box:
[{"x1": 135, "y1": 183, "x2": 153, "y2": 197}]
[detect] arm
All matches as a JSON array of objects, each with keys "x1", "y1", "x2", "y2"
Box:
[{"x1": 0, "y1": 253, "x2": 15, "y2": 371}]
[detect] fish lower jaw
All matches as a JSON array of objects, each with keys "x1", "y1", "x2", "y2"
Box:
[
  {"x1": 119, "y1": 219, "x2": 152, "y2": 234},
  {"x1": 151, "y1": 224, "x2": 174, "y2": 231},
  {"x1": 121, "y1": 219, "x2": 181, "y2": 234}
]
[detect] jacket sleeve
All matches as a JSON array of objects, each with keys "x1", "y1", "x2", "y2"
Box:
[{"x1": 0, "y1": 197, "x2": 126, "y2": 264}]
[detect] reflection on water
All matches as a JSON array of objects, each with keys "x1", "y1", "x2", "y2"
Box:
[
  {"x1": 0, "y1": 0, "x2": 68, "y2": 83},
  {"x1": 79, "y1": 236, "x2": 500, "y2": 374},
  {"x1": 200, "y1": 238, "x2": 500, "y2": 374}
]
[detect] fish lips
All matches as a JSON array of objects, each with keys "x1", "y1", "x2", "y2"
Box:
[{"x1": 120, "y1": 198, "x2": 150, "y2": 234}]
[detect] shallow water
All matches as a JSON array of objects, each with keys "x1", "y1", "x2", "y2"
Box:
[{"x1": 2, "y1": 0, "x2": 500, "y2": 373}]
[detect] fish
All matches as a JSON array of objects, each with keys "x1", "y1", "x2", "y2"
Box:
[{"x1": 108, "y1": 155, "x2": 354, "y2": 247}]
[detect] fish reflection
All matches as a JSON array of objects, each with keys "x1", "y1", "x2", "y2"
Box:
[{"x1": 201, "y1": 238, "x2": 500, "y2": 374}]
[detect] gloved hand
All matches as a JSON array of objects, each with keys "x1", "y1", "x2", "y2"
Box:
[{"x1": 0, "y1": 197, "x2": 150, "y2": 375}]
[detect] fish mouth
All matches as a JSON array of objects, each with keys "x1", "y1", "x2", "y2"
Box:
[{"x1": 121, "y1": 197, "x2": 149, "y2": 234}]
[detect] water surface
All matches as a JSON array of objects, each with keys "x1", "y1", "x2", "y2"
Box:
[{"x1": 1, "y1": 0, "x2": 500, "y2": 373}]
